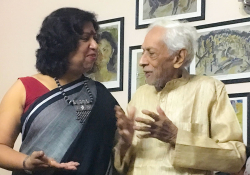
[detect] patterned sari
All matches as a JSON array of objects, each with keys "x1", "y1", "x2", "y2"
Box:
[{"x1": 13, "y1": 77, "x2": 118, "y2": 175}]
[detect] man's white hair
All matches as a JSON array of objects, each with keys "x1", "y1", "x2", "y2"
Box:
[{"x1": 148, "y1": 19, "x2": 198, "y2": 67}]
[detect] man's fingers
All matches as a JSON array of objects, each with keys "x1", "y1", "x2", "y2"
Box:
[
  {"x1": 137, "y1": 133, "x2": 151, "y2": 139},
  {"x1": 135, "y1": 117, "x2": 154, "y2": 126},
  {"x1": 134, "y1": 125, "x2": 151, "y2": 132},
  {"x1": 157, "y1": 106, "x2": 168, "y2": 119},
  {"x1": 115, "y1": 105, "x2": 136, "y2": 123},
  {"x1": 127, "y1": 106, "x2": 136, "y2": 120},
  {"x1": 115, "y1": 105, "x2": 124, "y2": 112},
  {"x1": 118, "y1": 129, "x2": 129, "y2": 137},
  {"x1": 115, "y1": 109, "x2": 130, "y2": 123},
  {"x1": 118, "y1": 130, "x2": 132, "y2": 143},
  {"x1": 137, "y1": 132, "x2": 157, "y2": 139},
  {"x1": 141, "y1": 110, "x2": 160, "y2": 121},
  {"x1": 115, "y1": 105, "x2": 125, "y2": 115}
]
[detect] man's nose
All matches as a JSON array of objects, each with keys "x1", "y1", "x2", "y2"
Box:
[{"x1": 139, "y1": 53, "x2": 148, "y2": 67}]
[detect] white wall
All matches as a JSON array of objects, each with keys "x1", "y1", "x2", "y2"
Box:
[{"x1": 0, "y1": 0, "x2": 249, "y2": 174}]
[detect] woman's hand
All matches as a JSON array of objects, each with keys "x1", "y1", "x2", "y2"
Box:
[{"x1": 24, "y1": 151, "x2": 79, "y2": 171}]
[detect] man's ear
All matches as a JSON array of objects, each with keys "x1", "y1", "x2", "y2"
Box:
[{"x1": 173, "y1": 49, "x2": 187, "y2": 68}]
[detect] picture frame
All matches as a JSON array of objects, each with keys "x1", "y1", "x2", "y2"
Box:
[
  {"x1": 128, "y1": 45, "x2": 145, "y2": 102},
  {"x1": 136, "y1": 0, "x2": 205, "y2": 29},
  {"x1": 228, "y1": 92, "x2": 250, "y2": 145},
  {"x1": 190, "y1": 17, "x2": 250, "y2": 84},
  {"x1": 88, "y1": 17, "x2": 124, "y2": 92}
]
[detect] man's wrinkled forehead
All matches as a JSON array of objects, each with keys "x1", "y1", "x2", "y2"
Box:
[{"x1": 142, "y1": 28, "x2": 167, "y2": 50}]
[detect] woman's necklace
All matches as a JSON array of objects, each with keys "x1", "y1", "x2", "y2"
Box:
[{"x1": 54, "y1": 77, "x2": 93, "y2": 124}]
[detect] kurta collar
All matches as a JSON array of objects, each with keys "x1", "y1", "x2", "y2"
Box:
[{"x1": 161, "y1": 68, "x2": 191, "y2": 92}]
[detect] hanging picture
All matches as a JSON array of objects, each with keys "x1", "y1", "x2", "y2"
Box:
[
  {"x1": 88, "y1": 17, "x2": 124, "y2": 92},
  {"x1": 228, "y1": 92, "x2": 250, "y2": 145},
  {"x1": 136, "y1": 0, "x2": 205, "y2": 29},
  {"x1": 128, "y1": 45, "x2": 146, "y2": 101},
  {"x1": 190, "y1": 18, "x2": 250, "y2": 84}
]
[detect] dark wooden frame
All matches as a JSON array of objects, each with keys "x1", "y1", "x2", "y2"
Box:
[
  {"x1": 98, "y1": 17, "x2": 124, "y2": 92},
  {"x1": 136, "y1": 0, "x2": 205, "y2": 29},
  {"x1": 128, "y1": 45, "x2": 143, "y2": 102},
  {"x1": 190, "y1": 17, "x2": 250, "y2": 84},
  {"x1": 228, "y1": 92, "x2": 250, "y2": 145}
]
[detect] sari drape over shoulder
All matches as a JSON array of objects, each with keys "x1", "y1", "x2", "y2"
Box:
[{"x1": 13, "y1": 77, "x2": 118, "y2": 175}]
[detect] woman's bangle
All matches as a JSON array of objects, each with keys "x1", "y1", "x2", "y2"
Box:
[{"x1": 23, "y1": 155, "x2": 32, "y2": 174}]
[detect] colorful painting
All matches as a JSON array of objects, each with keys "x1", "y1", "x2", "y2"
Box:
[
  {"x1": 229, "y1": 93, "x2": 250, "y2": 146},
  {"x1": 88, "y1": 17, "x2": 124, "y2": 92},
  {"x1": 136, "y1": 0, "x2": 205, "y2": 29},
  {"x1": 136, "y1": 52, "x2": 146, "y2": 89},
  {"x1": 128, "y1": 45, "x2": 146, "y2": 101},
  {"x1": 190, "y1": 18, "x2": 250, "y2": 84},
  {"x1": 230, "y1": 99, "x2": 243, "y2": 128}
]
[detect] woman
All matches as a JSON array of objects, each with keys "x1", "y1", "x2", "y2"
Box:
[
  {"x1": 90, "y1": 31, "x2": 117, "y2": 82},
  {"x1": 0, "y1": 8, "x2": 118, "y2": 175}
]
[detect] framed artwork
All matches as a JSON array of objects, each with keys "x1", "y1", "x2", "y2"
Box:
[
  {"x1": 128, "y1": 45, "x2": 146, "y2": 102},
  {"x1": 88, "y1": 17, "x2": 124, "y2": 92},
  {"x1": 228, "y1": 92, "x2": 250, "y2": 145},
  {"x1": 190, "y1": 17, "x2": 250, "y2": 84},
  {"x1": 136, "y1": 0, "x2": 205, "y2": 29}
]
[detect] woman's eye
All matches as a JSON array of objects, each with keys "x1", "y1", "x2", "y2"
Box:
[
  {"x1": 94, "y1": 35, "x2": 99, "y2": 42},
  {"x1": 81, "y1": 37, "x2": 89, "y2": 41}
]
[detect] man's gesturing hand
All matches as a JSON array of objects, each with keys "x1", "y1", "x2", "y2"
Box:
[
  {"x1": 134, "y1": 106, "x2": 178, "y2": 145},
  {"x1": 115, "y1": 105, "x2": 136, "y2": 147}
]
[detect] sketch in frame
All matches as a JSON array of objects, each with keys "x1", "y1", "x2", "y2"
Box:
[
  {"x1": 189, "y1": 18, "x2": 250, "y2": 84},
  {"x1": 88, "y1": 17, "x2": 124, "y2": 92},
  {"x1": 128, "y1": 45, "x2": 146, "y2": 101},
  {"x1": 228, "y1": 92, "x2": 250, "y2": 145},
  {"x1": 136, "y1": 0, "x2": 205, "y2": 29}
]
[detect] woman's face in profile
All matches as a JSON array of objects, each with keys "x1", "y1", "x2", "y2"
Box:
[
  {"x1": 99, "y1": 39, "x2": 113, "y2": 64},
  {"x1": 67, "y1": 22, "x2": 98, "y2": 74}
]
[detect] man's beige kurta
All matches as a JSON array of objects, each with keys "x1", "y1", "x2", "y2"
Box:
[{"x1": 114, "y1": 71, "x2": 246, "y2": 175}]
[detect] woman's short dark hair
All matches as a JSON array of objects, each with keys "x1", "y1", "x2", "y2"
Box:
[
  {"x1": 99, "y1": 31, "x2": 117, "y2": 72},
  {"x1": 36, "y1": 7, "x2": 99, "y2": 78}
]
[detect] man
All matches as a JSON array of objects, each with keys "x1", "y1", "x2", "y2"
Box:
[{"x1": 114, "y1": 19, "x2": 246, "y2": 175}]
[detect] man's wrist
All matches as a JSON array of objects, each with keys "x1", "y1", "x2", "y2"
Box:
[
  {"x1": 169, "y1": 128, "x2": 178, "y2": 146},
  {"x1": 118, "y1": 140, "x2": 131, "y2": 150}
]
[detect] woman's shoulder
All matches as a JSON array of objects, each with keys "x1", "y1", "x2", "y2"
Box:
[
  {"x1": 28, "y1": 74, "x2": 56, "y2": 91},
  {"x1": 94, "y1": 80, "x2": 108, "y2": 90},
  {"x1": 93, "y1": 80, "x2": 118, "y2": 104}
]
